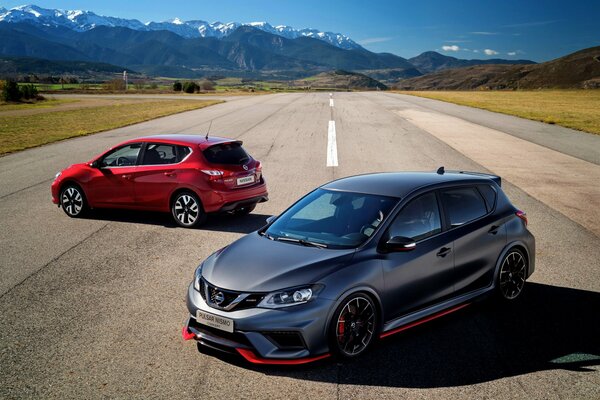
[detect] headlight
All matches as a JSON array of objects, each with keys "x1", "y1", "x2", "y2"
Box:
[
  {"x1": 193, "y1": 264, "x2": 203, "y2": 292},
  {"x1": 258, "y1": 285, "x2": 323, "y2": 308},
  {"x1": 54, "y1": 171, "x2": 62, "y2": 180}
]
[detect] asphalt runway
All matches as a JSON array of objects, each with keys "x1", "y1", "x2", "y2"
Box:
[{"x1": 1, "y1": 92, "x2": 598, "y2": 399}]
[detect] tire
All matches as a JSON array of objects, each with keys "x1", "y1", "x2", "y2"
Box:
[
  {"x1": 171, "y1": 191, "x2": 206, "y2": 228},
  {"x1": 496, "y1": 248, "x2": 528, "y2": 301},
  {"x1": 230, "y1": 204, "x2": 256, "y2": 216},
  {"x1": 60, "y1": 184, "x2": 88, "y2": 218},
  {"x1": 329, "y1": 293, "x2": 378, "y2": 359}
]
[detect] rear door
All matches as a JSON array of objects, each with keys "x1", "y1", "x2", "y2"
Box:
[
  {"x1": 440, "y1": 186, "x2": 506, "y2": 295},
  {"x1": 133, "y1": 143, "x2": 191, "y2": 209},
  {"x1": 87, "y1": 143, "x2": 141, "y2": 207},
  {"x1": 380, "y1": 191, "x2": 455, "y2": 319}
]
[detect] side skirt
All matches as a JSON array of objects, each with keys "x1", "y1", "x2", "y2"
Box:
[{"x1": 380, "y1": 285, "x2": 492, "y2": 338}]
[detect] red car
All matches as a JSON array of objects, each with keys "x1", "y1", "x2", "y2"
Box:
[{"x1": 51, "y1": 135, "x2": 268, "y2": 227}]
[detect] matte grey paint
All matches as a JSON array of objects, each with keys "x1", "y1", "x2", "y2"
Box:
[{"x1": 186, "y1": 171, "x2": 535, "y2": 359}]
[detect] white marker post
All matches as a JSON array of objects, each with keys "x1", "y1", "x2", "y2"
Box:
[{"x1": 123, "y1": 70, "x2": 128, "y2": 91}]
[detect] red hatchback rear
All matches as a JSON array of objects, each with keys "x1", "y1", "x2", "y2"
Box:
[{"x1": 51, "y1": 134, "x2": 268, "y2": 227}]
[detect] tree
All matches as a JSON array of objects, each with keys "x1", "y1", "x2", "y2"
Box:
[
  {"x1": 172, "y1": 81, "x2": 182, "y2": 91},
  {"x1": 20, "y1": 84, "x2": 38, "y2": 100},
  {"x1": 1, "y1": 79, "x2": 22, "y2": 102}
]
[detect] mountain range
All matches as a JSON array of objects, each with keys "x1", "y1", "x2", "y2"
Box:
[
  {"x1": 0, "y1": 5, "x2": 361, "y2": 49},
  {"x1": 0, "y1": 4, "x2": 537, "y2": 81}
]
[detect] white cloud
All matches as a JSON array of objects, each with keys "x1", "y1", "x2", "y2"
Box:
[
  {"x1": 442, "y1": 45, "x2": 460, "y2": 52},
  {"x1": 357, "y1": 36, "x2": 393, "y2": 45},
  {"x1": 507, "y1": 51, "x2": 517, "y2": 56},
  {"x1": 484, "y1": 49, "x2": 499, "y2": 55},
  {"x1": 470, "y1": 31, "x2": 498, "y2": 35},
  {"x1": 473, "y1": 49, "x2": 480, "y2": 53}
]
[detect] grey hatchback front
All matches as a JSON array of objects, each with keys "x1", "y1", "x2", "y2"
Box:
[{"x1": 183, "y1": 170, "x2": 535, "y2": 364}]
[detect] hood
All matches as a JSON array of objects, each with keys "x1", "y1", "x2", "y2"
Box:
[{"x1": 202, "y1": 233, "x2": 356, "y2": 292}]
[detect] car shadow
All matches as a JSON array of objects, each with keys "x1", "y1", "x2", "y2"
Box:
[
  {"x1": 82, "y1": 209, "x2": 271, "y2": 234},
  {"x1": 201, "y1": 283, "x2": 600, "y2": 388}
]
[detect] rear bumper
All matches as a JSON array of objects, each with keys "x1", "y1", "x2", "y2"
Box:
[{"x1": 201, "y1": 178, "x2": 268, "y2": 213}]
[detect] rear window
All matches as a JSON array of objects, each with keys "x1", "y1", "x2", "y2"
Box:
[
  {"x1": 442, "y1": 187, "x2": 488, "y2": 227},
  {"x1": 203, "y1": 142, "x2": 249, "y2": 165}
]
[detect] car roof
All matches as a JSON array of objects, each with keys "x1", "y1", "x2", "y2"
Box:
[
  {"x1": 125, "y1": 134, "x2": 241, "y2": 150},
  {"x1": 321, "y1": 172, "x2": 499, "y2": 198}
]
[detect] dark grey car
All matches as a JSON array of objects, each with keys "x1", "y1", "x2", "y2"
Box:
[{"x1": 183, "y1": 170, "x2": 535, "y2": 364}]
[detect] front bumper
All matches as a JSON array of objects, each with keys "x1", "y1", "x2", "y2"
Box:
[{"x1": 184, "y1": 283, "x2": 333, "y2": 364}]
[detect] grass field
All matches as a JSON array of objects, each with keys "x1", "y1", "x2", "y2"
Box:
[
  {"x1": 396, "y1": 90, "x2": 600, "y2": 135},
  {"x1": 0, "y1": 99, "x2": 221, "y2": 155},
  {"x1": 0, "y1": 98, "x2": 77, "y2": 111}
]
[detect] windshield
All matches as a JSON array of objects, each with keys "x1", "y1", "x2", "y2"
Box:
[
  {"x1": 265, "y1": 189, "x2": 398, "y2": 249},
  {"x1": 203, "y1": 142, "x2": 249, "y2": 165}
]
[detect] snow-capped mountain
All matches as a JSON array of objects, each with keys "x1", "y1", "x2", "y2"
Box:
[{"x1": 0, "y1": 4, "x2": 362, "y2": 50}]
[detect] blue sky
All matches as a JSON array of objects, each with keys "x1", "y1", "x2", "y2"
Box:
[{"x1": 2, "y1": 0, "x2": 599, "y2": 61}]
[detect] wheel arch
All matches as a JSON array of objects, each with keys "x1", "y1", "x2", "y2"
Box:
[
  {"x1": 492, "y1": 240, "x2": 531, "y2": 288},
  {"x1": 58, "y1": 180, "x2": 87, "y2": 205},
  {"x1": 169, "y1": 187, "x2": 205, "y2": 212},
  {"x1": 323, "y1": 285, "x2": 384, "y2": 339}
]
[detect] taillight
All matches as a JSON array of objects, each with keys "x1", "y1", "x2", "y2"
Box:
[
  {"x1": 255, "y1": 161, "x2": 262, "y2": 180},
  {"x1": 516, "y1": 210, "x2": 528, "y2": 226},
  {"x1": 200, "y1": 169, "x2": 224, "y2": 182}
]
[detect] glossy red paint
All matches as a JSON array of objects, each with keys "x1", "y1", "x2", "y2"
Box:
[
  {"x1": 379, "y1": 303, "x2": 471, "y2": 339},
  {"x1": 51, "y1": 134, "x2": 268, "y2": 215},
  {"x1": 235, "y1": 348, "x2": 331, "y2": 365}
]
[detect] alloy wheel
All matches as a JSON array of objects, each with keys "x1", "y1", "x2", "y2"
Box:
[
  {"x1": 499, "y1": 251, "x2": 527, "y2": 300},
  {"x1": 335, "y1": 296, "x2": 376, "y2": 356},
  {"x1": 174, "y1": 194, "x2": 200, "y2": 226},
  {"x1": 61, "y1": 186, "x2": 84, "y2": 216}
]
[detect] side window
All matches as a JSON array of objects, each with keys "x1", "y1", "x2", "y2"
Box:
[
  {"x1": 176, "y1": 146, "x2": 191, "y2": 162},
  {"x1": 388, "y1": 192, "x2": 441, "y2": 241},
  {"x1": 141, "y1": 143, "x2": 178, "y2": 165},
  {"x1": 100, "y1": 143, "x2": 141, "y2": 167},
  {"x1": 477, "y1": 184, "x2": 497, "y2": 212},
  {"x1": 442, "y1": 187, "x2": 488, "y2": 227}
]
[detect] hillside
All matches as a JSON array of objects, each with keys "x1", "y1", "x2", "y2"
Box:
[
  {"x1": 0, "y1": 56, "x2": 133, "y2": 76},
  {"x1": 395, "y1": 46, "x2": 600, "y2": 90},
  {"x1": 295, "y1": 70, "x2": 387, "y2": 90},
  {"x1": 408, "y1": 51, "x2": 535, "y2": 74}
]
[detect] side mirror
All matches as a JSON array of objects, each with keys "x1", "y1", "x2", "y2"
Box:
[
  {"x1": 89, "y1": 160, "x2": 100, "y2": 168},
  {"x1": 265, "y1": 215, "x2": 276, "y2": 225},
  {"x1": 383, "y1": 236, "x2": 416, "y2": 252}
]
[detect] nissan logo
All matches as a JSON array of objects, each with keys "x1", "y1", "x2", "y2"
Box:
[
  {"x1": 214, "y1": 291, "x2": 225, "y2": 305},
  {"x1": 243, "y1": 164, "x2": 248, "y2": 170}
]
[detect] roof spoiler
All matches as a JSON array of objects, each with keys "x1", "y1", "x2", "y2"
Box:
[{"x1": 436, "y1": 167, "x2": 501, "y2": 186}]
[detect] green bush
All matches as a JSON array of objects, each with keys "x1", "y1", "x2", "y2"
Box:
[
  {"x1": 182, "y1": 81, "x2": 198, "y2": 93},
  {"x1": 172, "y1": 81, "x2": 182, "y2": 91},
  {"x1": 1, "y1": 80, "x2": 22, "y2": 102},
  {"x1": 20, "y1": 84, "x2": 38, "y2": 100}
]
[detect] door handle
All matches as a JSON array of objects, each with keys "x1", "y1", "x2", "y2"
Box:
[
  {"x1": 436, "y1": 247, "x2": 452, "y2": 257},
  {"x1": 488, "y1": 225, "x2": 500, "y2": 235},
  {"x1": 121, "y1": 174, "x2": 132, "y2": 179},
  {"x1": 164, "y1": 172, "x2": 176, "y2": 177}
]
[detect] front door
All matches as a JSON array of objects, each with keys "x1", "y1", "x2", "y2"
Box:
[
  {"x1": 380, "y1": 191, "x2": 455, "y2": 320},
  {"x1": 87, "y1": 143, "x2": 141, "y2": 207}
]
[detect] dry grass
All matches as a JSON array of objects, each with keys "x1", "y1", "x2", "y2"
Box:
[
  {"x1": 0, "y1": 98, "x2": 77, "y2": 111},
  {"x1": 395, "y1": 90, "x2": 600, "y2": 135},
  {"x1": 0, "y1": 99, "x2": 222, "y2": 155}
]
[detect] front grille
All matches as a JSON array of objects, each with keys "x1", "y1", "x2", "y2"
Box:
[{"x1": 202, "y1": 278, "x2": 265, "y2": 311}]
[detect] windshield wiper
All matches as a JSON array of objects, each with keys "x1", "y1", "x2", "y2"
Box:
[{"x1": 275, "y1": 237, "x2": 328, "y2": 248}]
